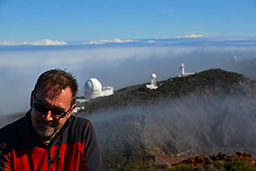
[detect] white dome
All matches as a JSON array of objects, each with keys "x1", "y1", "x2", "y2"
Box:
[
  {"x1": 84, "y1": 78, "x2": 102, "y2": 93},
  {"x1": 151, "y1": 73, "x2": 157, "y2": 79}
]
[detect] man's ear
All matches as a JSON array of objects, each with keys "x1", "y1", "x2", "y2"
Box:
[
  {"x1": 68, "y1": 104, "x2": 76, "y2": 118},
  {"x1": 30, "y1": 91, "x2": 34, "y2": 108}
]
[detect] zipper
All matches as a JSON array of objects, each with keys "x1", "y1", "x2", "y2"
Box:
[
  {"x1": 47, "y1": 146, "x2": 52, "y2": 171},
  {"x1": 56, "y1": 147, "x2": 60, "y2": 171},
  {"x1": 47, "y1": 146, "x2": 61, "y2": 171}
]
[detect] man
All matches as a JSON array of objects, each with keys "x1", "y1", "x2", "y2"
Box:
[{"x1": 0, "y1": 69, "x2": 103, "y2": 171}]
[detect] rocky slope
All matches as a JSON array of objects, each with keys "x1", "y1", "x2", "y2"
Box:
[
  {"x1": 76, "y1": 69, "x2": 256, "y2": 170},
  {"x1": 178, "y1": 152, "x2": 256, "y2": 167},
  {"x1": 172, "y1": 152, "x2": 256, "y2": 171}
]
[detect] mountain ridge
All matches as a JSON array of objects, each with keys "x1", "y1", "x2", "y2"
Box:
[
  {"x1": 80, "y1": 68, "x2": 255, "y2": 115},
  {"x1": 77, "y1": 68, "x2": 256, "y2": 170}
]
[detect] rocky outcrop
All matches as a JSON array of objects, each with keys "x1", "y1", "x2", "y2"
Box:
[{"x1": 178, "y1": 152, "x2": 256, "y2": 167}]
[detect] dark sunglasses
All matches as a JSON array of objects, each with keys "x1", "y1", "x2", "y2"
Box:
[{"x1": 33, "y1": 96, "x2": 73, "y2": 119}]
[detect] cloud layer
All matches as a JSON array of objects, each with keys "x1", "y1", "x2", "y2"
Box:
[
  {"x1": 0, "y1": 35, "x2": 207, "y2": 46},
  {"x1": 176, "y1": 34, "x2": 206, "y2": 38},
  {"x1": 88, "y1": 38, "x2": 138, "y2": 44},
  {"x1": 0, "y1": 39, "x2": 67, "y2": 46},
  {"x1": 1, "y1": 38, "x2": 256, "y2": 115}
]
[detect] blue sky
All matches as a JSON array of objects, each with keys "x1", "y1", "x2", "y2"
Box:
[
  {"x1": 1, "y1": 0, "x2": 256, "y2": 115},
  {"x1": 1, "y1": 0, "x2": 256, "y2": 43}
]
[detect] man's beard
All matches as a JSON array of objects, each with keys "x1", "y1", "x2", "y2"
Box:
[{"x1": 35, "y1": 119, "x2": 58, "y2": 139}]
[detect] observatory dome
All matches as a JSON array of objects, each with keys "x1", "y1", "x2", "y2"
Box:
[
  {"x1": 84, "y1": 78, "x2": 102, "y2": 93},
  {"x1": 84, "y1": 78, "x2": 114, "y2": 99},
  {"x1": 151, "y1": 73, "x2": 157, "y2": 79}
]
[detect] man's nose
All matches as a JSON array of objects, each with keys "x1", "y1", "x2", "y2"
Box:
[{"x1": 43, "y1": 110, "x2": 54, "y2": 121}]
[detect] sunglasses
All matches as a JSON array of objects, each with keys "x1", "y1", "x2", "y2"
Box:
[{"x1": 33, "y1": 95, "x2": 73, "y2": 119}]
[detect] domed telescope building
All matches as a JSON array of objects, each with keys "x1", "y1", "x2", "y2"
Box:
[
  {"x1": 146, "y1": 73, "x2": 158, "y2": 89},
  {"x1": 84, "y1": 78, "x2": 113, "y2": 99}
]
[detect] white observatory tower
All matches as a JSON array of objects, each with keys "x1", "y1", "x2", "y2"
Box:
[
  {"x1": 146, "y1": 73, "x2": 158, "y2": 89},
  {"x1": 84, "y1": 78, "x2": 113, "y2": 99},
  {"x1": 179, "y1": 63, "x2": 194, "y2": 77},
  {"x1": 180, "y1": 63, "x2": 185, "y2": 76}
]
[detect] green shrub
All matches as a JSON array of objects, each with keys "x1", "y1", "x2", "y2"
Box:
[
  {"x1": 206, "y1": 165, "x2": 219, "y2": 171},
  {"x1": 165, "y1": 164, "x2": 192, "y2": 171},
  {"x1": 224, "y1": 160, "x2": 256, "y2": 171},
  {"x1": 213, "y1": 161, "x2": 225, "y2": 169}
]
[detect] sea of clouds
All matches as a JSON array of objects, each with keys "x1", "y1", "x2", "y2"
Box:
[{"x1": 1, "y1": 37, "x2": 256, "y2": 115}]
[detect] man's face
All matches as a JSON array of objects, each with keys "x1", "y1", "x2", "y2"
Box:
[{"x1": 30, "y1": 86, "x2": 75, "y2": 140}]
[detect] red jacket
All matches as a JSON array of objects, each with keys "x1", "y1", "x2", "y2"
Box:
[{"x1": 0, "y1": 111, "x2": 103, "y2": 171}]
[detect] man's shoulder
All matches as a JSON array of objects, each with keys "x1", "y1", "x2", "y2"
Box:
[
  {"x1": 0, "y1": 116, "x2": 25, "y2": 141},
  {"x1": 0, "y1": 116, "x2": 25, "y2": 132},
  {"x1": 60, "y1": 115, "x2": 94, "y2": 143},
  {"x1": 67, "y1": 115, "x2": 97, "y2": 135},
  {"x1": 69, "y1": 115, "x2": 91, "y2": 127}
]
